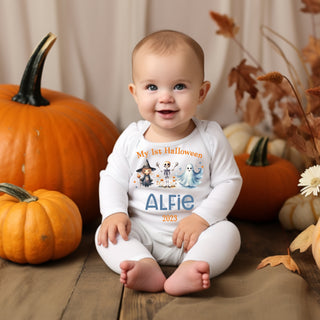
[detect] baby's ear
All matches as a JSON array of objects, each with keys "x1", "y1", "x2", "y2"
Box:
[
  {"x1": 199, "y1": 81, "x2": 211, "y2": 104},
  {"x1": 128, "y1": 83, "x2": 136, "y2": 95},
  {"x1": 128, "y1": 83, "x2": 138, "y2": 103}
]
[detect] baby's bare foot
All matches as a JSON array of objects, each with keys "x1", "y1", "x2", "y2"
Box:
[
  {"x1": 164, "y1": 260, "x2": 210, "y2": 296},
  {"x1": 120, "y1": 258, "x2": 166, "y2": 292}
]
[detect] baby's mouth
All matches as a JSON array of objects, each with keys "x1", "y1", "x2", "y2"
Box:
[{"x1": 157, "y1": 110, "x2": 177, "y2": 114}]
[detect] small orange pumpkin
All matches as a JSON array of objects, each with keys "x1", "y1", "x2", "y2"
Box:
[
  {"x1": 230, "y1": 137, "x2": 300, "y2": 221},
  {"x1": 0, "y1": 33, "x2": 119, "y2": 224},
  {"x1": 0, "y1": 183, "x2": 82, "y2": 264}
]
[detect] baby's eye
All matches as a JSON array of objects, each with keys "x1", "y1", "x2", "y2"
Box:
[
  {"x1": 146, "y1": 84, "x2": 158, "y2": 91},
  {"x1": 174, "y1": 83, "x2": 186, "y2": 90}
]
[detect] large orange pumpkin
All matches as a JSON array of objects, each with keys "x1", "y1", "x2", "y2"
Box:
[
  {"x1": 0, "y1": 183, "x2": 82, "y2": 264},
  {"x1": 0, "y1": 33, "x2": 119, "y2": 224},
  {"x1": 230, "y1": 137, "x2": 300, "y2": 221}
]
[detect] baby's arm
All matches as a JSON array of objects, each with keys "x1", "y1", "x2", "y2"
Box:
[
  {"x1": 97, "y1": 212, "x2": 131, "y2": 247},
  {"x1": 172, "y1": 213, "x2": 209, "y2": 252},
  {"x1": 172, "y1": 176, "x2": 240, "y2": 252}
]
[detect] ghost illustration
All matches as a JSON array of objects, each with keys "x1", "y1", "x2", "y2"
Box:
[{"x1": 178, "y1": 163, "x2": 203, "y2": 188}]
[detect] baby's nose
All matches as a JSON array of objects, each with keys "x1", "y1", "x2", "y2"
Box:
[{"x1": 159, "y1": 90, "x2": 174, "y2": 103}]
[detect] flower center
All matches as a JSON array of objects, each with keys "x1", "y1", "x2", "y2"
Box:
[{"x1": 310, "y1": 177, "x2": 320, "y2": 187}]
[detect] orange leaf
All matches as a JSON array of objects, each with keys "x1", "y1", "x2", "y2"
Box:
[
  {"x1": 290, "y1": 224, "x2": 315, "y2": 253},
  {"x1": 209, "y1": 11, "x2": 239, "y2": 38},
  {"x1": 257, "y1": 249, "x2": 301, "y2": 274},
  {"x1": 228, "y1": 59, "x2": 259, "y2": 100}
]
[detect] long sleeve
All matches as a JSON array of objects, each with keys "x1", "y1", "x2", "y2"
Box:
[
  {"x1": 99, "y1": 172, "x2": 129, "y2": 221},
  {"x1": 98, "y1": 122, "x2": 142, "y2": 221},
  {"x1": 193, "y1": 177, "x2": 242, "y2": 225},
  {"x1": 192, "y1": 120, "x2": 242, "y2": 225}
]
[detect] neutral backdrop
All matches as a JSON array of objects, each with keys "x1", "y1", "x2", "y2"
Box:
[{"x1": 0, "y1": 0, "x2": 313, "y2": 131}]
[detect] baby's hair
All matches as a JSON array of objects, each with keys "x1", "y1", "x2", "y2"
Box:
[{"x1": 132, "y1": 30, "x2": 205, "y2": 79}]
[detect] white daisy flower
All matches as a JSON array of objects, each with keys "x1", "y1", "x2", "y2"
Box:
[{"x1": 298, "y1": 165, "x2": 320, "y2": 196}]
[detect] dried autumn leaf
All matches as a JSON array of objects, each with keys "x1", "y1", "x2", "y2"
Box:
[
  {"x1": 290, "y1": 224, "x2": 315, "y2": 253},
  {"x1": 278, "y1": 101, "x2": 299, "y2": 120},
  {"x1": 306, "y1": 88, "x2": 320, "y2": 114},
  {"x1": 302, "y1": 36, "x2": 320, "y2": 69},
  {"x1": 257, "y1": 249, "x2": 301, "y2": 274},
  {"x1": 305, "y1": 113, "x2": 320, "y2": 140},
  {"x1": 271, "y1": 113, "x2": 288, "y2": 140},
  {"x1": 262, "y1": 80, "x2": 293, "y2": 112},
  {"x1": 209, "y1": 11, "x2": 239, "y2": 38},
  {"x1": 306, "y1": 86, "x2": 320, "y2": 97},
  {"x1": 301, "y1": 0, "x2": 320, "y2": 13},
  {"x1": 299, "y1": 114, "x2": 320, "y2": 161},
  {"x1": 286, "y1": 125, "x2": 318, "y2": 159},
  {"x1": 309, "y1": 98, "x2": 320, "y2": 115},
  {"x1": 272, "y1": 106, "x2": 296, "y2": 139},
  {"x1": 228, "y1": 59, "x2": 259, "y2": 100},
  {"x1": 242, "y1": 97, "x2": 265, "y2": 126}
]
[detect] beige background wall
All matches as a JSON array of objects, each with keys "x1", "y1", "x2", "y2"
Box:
[{"x1": 0, "y1": 0, "x2": 312, "y2": 130}]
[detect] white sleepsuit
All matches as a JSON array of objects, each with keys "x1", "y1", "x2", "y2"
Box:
[{"x1": 95, "y1": 118, "x2": 242, "y2": 278}]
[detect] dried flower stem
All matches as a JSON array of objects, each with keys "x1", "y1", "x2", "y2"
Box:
[
  {"x1": 232, "y1": 37, "x2": 264, "y2": 72},
  {"x1": 261, "y1": 25, "x2": 313, "y2": 109},
  {"x1": 264, "y1": 34, "x2": 303, "y2": 102},
  {"x1": 257, "y1": 72, "x2": 283, "y2": 84},
  {"x1": 261, "y1": 25, "x2": 312, "y2": 85}
]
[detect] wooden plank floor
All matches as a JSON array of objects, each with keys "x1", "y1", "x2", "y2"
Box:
[{"x1": 0, "y1": 220, "x2": 319, "y2": 320}]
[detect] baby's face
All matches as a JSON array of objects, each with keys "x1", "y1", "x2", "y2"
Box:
[{"x1": 129, "y1": 45, "x2": 210, "y2": 141}]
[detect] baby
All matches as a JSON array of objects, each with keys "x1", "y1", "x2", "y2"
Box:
[{"x1": 95, "y1": 30, "x2": 242, "y2": 296}]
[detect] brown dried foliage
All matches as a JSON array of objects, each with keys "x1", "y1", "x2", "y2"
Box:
[
  {"x1": 209, "y1": 11, "x2": 239, "y2": 38},
  {"x1": 301, "y1": 0, "x2": 320, "y2": 13},
  {"x1": 209, "y1": 2, "x2": 320, "y2": 163}
]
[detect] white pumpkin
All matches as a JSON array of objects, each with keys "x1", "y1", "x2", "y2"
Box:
[
  {"x1": 279, "y1": 193, "x2": 320, "y2": 230},
  {"x1": 223, "y1": 122, "x2": 305, "y2": 171},
  {"x1": 223, "y1": 122, "x2": 258, "y2": 155}
]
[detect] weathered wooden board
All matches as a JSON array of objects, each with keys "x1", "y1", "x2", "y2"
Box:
[
  {"x1": 61, "y1": 242, "x2": 123, "y2": 319},
  {"x1": 0, "y1": 231, "x2": 93, "y2": 320},
  {"x1": 0, "y1": 221, "x2": 319, "y2": 320}
]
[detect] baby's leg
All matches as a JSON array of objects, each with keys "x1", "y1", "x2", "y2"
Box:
[
  {"x1": 95, "y1": 224, "x2": 166, "y2": 292},
  {"x1": 164, "y1": 220, "x2": 240, "y2": 296}
]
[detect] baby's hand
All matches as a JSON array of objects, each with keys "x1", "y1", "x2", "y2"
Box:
[
  {"x1": 97, "y1": 212, "x2": 131, "y2": 247},
  {"x1": 172, "y1": 214, "x2": 209, "y2": 252}
]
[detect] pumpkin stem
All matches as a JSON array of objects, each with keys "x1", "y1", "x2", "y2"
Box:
[
  {"x1": 12, "y1": 32, "x2": 57, "y2": 107},
  {"x1": 246, "y1": 137, "x2": 270, "y2": 166},
  {"x1": 0, "y1": 183, "x2": 38, "y2": 203}
]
